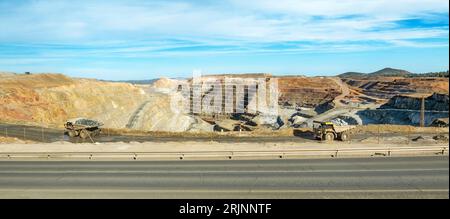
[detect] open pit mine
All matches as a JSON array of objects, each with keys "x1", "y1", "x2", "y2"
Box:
[{"x1": 0, "y1": 69, "x2": 449, "y2": 141}]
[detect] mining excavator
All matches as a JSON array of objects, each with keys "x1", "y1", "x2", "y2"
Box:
[{"x1": 313, "y1": 120, "x2": 354, "y2": 141}]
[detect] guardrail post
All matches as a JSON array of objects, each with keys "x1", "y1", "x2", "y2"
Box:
[
  {"x1": 41, "y1": 127, "x2": 44, "y2": 142},
  {"x1": 377, "y1": 125, "x2": 380, "y2": 144},
  {"x1": 407, "y1": 126, "x2": 411, "y2": 145}
]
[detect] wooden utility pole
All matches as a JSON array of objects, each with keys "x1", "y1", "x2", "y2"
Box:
[{"x1": 420, "y1": 97, "x2": 425, "y2": 127}]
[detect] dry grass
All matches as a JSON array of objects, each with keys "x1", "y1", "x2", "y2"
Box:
[
  {"x1": 104, "y1": 125, "x2": 448, "y2": 138},
  {"x1": 351, "y1": 124, "x2": 449, "y2": 134},
  {"x1": 0, "y1": 136, "x2": 34, "y2": 144}
]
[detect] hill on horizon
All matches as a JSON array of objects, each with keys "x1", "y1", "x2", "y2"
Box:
[
  {"x1": 2, "y1": 68, "x2": 448, "y2": 82},
  {"x1": 338, "y1": 68, "x2": 448, "y2": 78}
]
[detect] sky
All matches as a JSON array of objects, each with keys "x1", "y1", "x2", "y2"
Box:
[{"x1": 0, "y1": 0, "x2": 448, "y2": 80}]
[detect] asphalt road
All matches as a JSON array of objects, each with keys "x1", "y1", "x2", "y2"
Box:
[{"x1": 0, "y1": 156, "x2": 448, "y2": 198}]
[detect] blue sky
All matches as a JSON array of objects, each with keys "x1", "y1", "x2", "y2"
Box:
[{"x1": 0, "y1": 0, "x2": 448, "y2": 80}]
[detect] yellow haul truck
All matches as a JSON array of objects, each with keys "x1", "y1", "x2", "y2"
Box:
[{"x1": 313, "y1": 120, "x2": 354, "y2": 141}]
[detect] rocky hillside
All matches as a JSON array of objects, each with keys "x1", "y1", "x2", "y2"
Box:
[
  {"x1": 0, "y1": 73, "x2": 149, "y2": 128},
  {"x1": 380, "y1": 93, "x2": 449, "y2": 111},
  {"x1": 0, "y1": 73, "x2": 214, "y2": 132},
  {"x1": 277, "y1": 76, "x2": 342, "y2": 108},
  {"x1": 339, "y1": 68, "x2": 411, "y2": 78},
  {"x1": 342, "y1": 77, "x2": 448, "y2": 99},
  {"x1": 370, "y1": 68, "x2": 411, "y2": 77},
  {"x1": 358, "y1": 93, "x2": 449, "y2": 126}
]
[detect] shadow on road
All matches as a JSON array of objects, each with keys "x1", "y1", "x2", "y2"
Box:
[{"x1": 293, "y1": 129, "x2": 316, "y2": 140}]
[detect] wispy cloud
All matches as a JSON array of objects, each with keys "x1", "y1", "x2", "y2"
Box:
[{"x1": 0, "y1": 0, "x2": 448, "y2": 78}]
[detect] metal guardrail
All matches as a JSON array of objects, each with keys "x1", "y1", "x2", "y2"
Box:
[{"x1": 0, "y1": 146, "x2": 447, "y2": 160}]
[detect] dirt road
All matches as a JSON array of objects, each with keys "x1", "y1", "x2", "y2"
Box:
[
  {"x1": 0, "y1": 123, "x2": 448, "y2": 145},
  {"x1": 126, "y1": 100, "x2": 151, "y2": 129},
  {"x1": 330, "y1": 77, "x2": 350, "y2": 107},
  {"x1": 0, "y1": 123, "x2": 305, "y2": 143}
]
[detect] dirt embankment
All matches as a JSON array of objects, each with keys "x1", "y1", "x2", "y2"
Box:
[
  {"x1": 104, "y1": 124, "x2": 448, "y2": 139},
  {"x1": 350, "y1": 124, "x2": 449, "y2": 134},
  {"x1": 0, "y1": 73, "x2": 149, "y2": 128},
  {"x1": 0, "y1": 74, "x2": 212, "y2": 132}
]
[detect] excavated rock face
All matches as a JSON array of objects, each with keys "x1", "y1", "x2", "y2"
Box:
[
  {"x1": 357, "y1": 94, "x2": 448, "y2": 126},
  {"x1": 129, "y1": 92, "x2": 213, "y2": 132},
  {"x1": 380, "y1": 93, "x2": 449, "y2": 111},
  {"x1": 431, "y1": 118, "x2": 449, "y2": 127},
  {"x1": 358, "y1": 110, "x2": 448, "y2": 126},
  {"x1": 342, "y1": 77, "x2": 449, "y2": 99},
  {"x1": 429, "y1": 93, "x2": 449, "y2": 110},
  {"x1": 357, "y1": 93, "x2": 449, "y2": 126},
  {"x1": 314, "y1": 100, "x2": 335, "y2": 114},
  {"x1": 278, "y1": 76, "x2": 341, "y2": 108}
]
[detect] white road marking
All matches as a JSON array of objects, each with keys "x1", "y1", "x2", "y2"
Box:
[
  {"x1": 0, "y1": 188, "x2": 447, "y2": 193},
  {"x1": 0, "y1": 168, "x2": 447, "y2": 174}
]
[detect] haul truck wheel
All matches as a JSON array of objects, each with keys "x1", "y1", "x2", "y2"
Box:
[
  {"x1": 340, "y1": 132, "x2": 350, "y2": 141},
  {"x1": 68, "y1": 130, "x2": 78, "y2": 137},
  {"x1": 324, "y1": 132, "x2": 334, "y2": 142},
  {"x1": 79, "y1": 130, "x2": 90, "y2": 139}
]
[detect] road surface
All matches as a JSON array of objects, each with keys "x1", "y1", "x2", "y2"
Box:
[{"x1": 0, "y1": 156, "x2": 447, "y2": 198}]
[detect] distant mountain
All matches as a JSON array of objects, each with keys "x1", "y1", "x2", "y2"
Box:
[
  {"x1": 103, "y1": 77, "x2": 188, "y2": 85},
  {"x1": 370, "y1": 68, "x2": 411, "y2": 77},
  {"x1": 0, "y1": 71, "x2": 18, "y2": 77},
  {"x1": 338, "y1": 68, "x2": 448, "y2": 78},
  {"x1": 101, "y1": 79, "x2": 159, "y2": 84},
  {"x1": 337, "y1": 72, "x2": 366, "y2": 78},
  {"x1": 407, "y1": 70, "x2": 449, "y2": 78}
]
